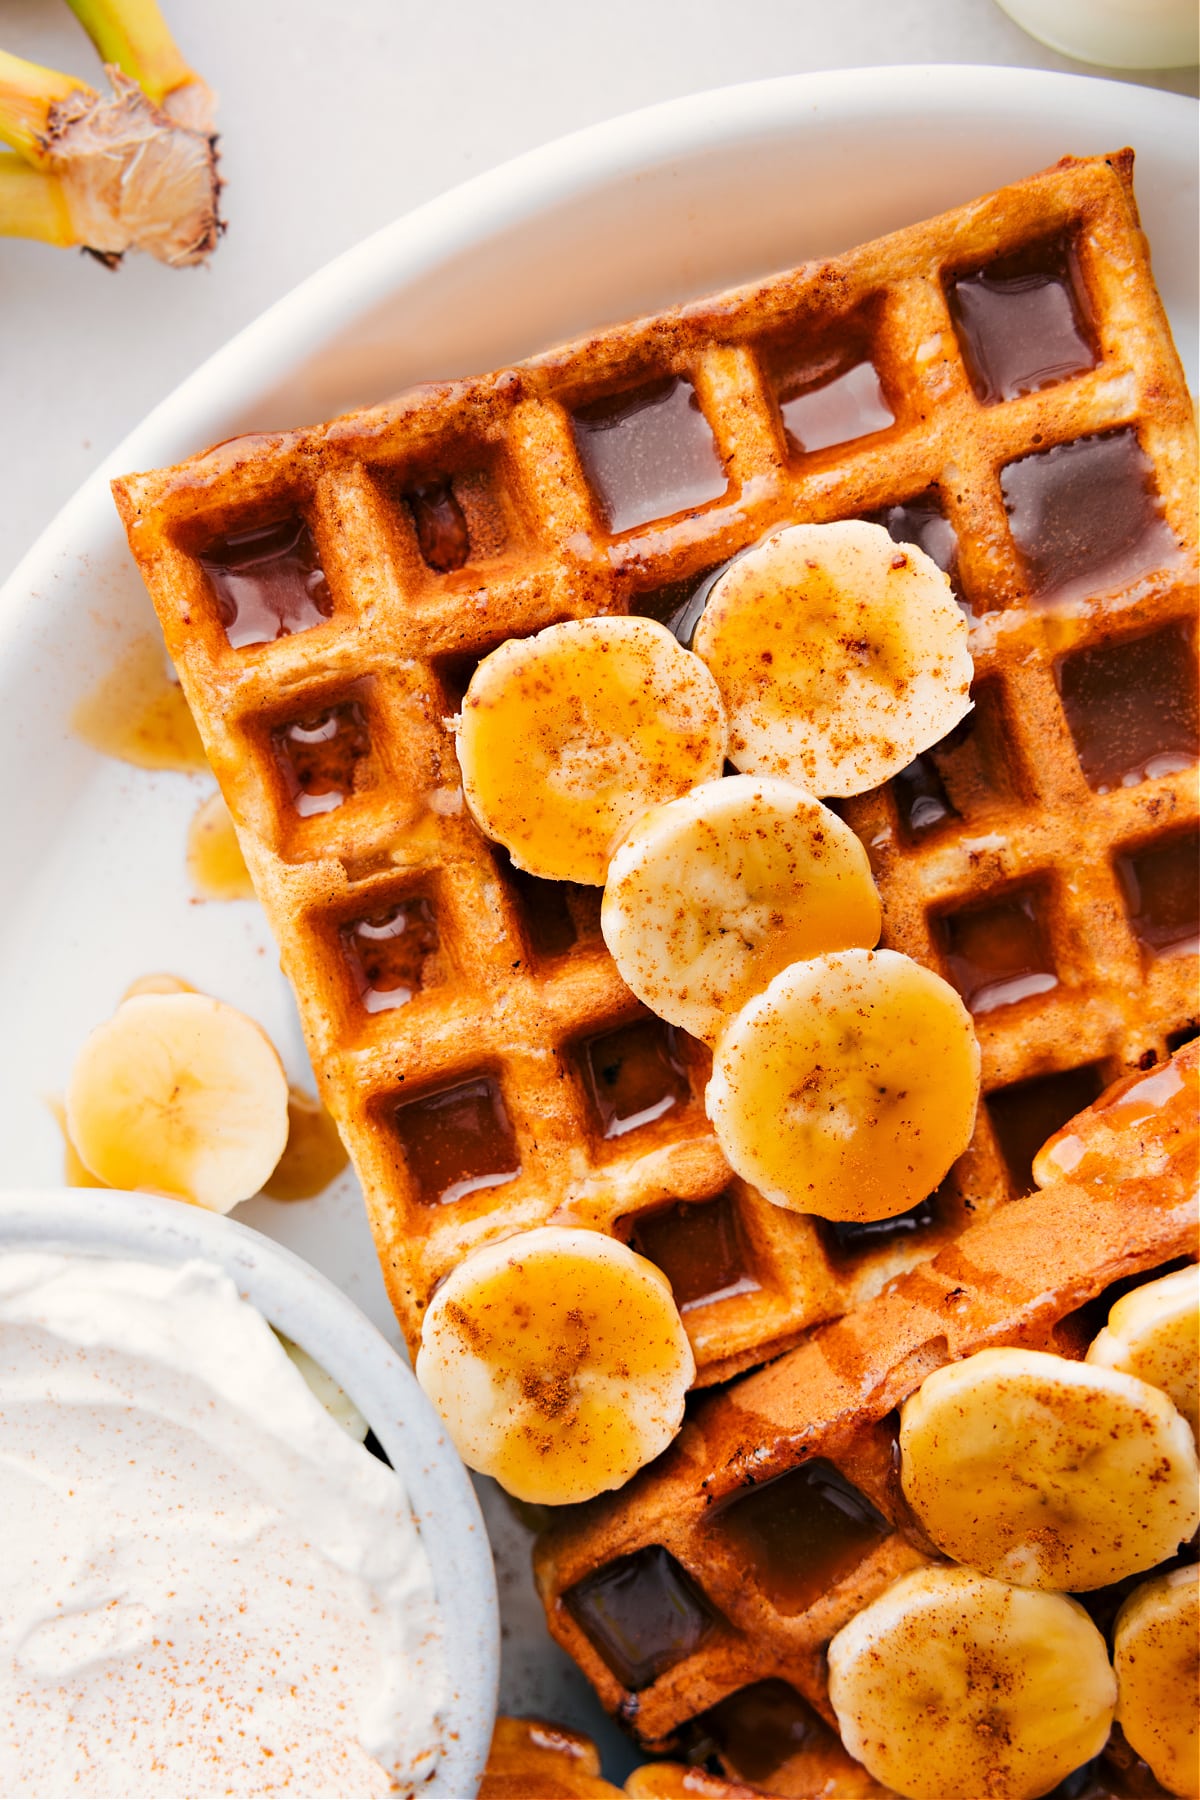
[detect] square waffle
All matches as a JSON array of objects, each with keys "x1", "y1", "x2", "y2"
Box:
[
  {"x1": 112, "y1": 149, "x2": 1198, "y2": 1382},
  {"x1": 532, "y1": 1044, "x2": 1198, "y2": 1785}
]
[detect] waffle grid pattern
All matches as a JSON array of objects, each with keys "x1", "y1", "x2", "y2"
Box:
[
  {"x1": 114, "y1": 150, "x2": 1197, "y2": 1377},
  {"x1": 533, "y1": 1048, "x2": 1198, "y2": 1764}
]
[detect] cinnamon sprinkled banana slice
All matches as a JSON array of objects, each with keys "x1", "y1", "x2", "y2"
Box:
[
  {"x1": 899, "y1": 1347, "x2": 1200, "y2": 1590},
  {"x1": 414, "y1": 1227, "x2": 694, "y2": 1504},
  {"x1": 1113, "y1": 1565, "x2": 1199, "y2": 1798},
  {"x1": 692, "y1": 521, "x2": 972, "y2": 797},
  {"x1": 602, "y1": 775, "x2": 881, "y2": 1043},
  {"x1": 827, "y1": 1566, "x2": 1116, "y2": 1800},
  {"x1": 66, "y1": 992, "x2": 290, "y2": 1212},
  {"x1": 706, "y1": 947, "x2": 979, "y2": 1220},
  {"x1": 454, "y1": 616, "x2": 727, "y2": 884},
  {"x1": 1086, "y1": 1263, "x2": 1199, "y2": 1441}
]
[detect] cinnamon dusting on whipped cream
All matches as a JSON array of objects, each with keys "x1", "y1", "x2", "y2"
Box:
[{"x1": 0, "y1": 1252, "x2": 444, "y2": 1796}]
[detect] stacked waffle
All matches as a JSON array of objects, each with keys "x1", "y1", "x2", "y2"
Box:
[
  {"x1": 533, "y1": 1043, "x2": 1198, "y2": 1796},
  {"x1": 112, "y1": 148, "x2": 1197, "y2": 1385}
]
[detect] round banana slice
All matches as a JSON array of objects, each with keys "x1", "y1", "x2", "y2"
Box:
[
  {"x1": 601, "y1": 775, "x2": 882, "y2": 1043},
  {"x1": 827, "y1": 1565, "x2": 1116, "y2": 1800},
  {"x1": 454, "y1": 615, "x2": 727, "y2": 885},
  {"x1": 1086, "y1": 1264, "x2": 1199, "y2": 1441},
  {"x1": 121, "y1": 971, "x2": 196, "y2": 1000},
  {"x1": 1113, "y1": 1564, "x2": 1199, "y2": 1798},
  {"x1": 899, "y1": 1346, "x2": 1200, "y2": 1590},
  {"x1": 706, "y1": 947, "x2": 979, "y2": 1221},
  {"x1": 66, "y1": 992, "x2": 290, "y2": 1213},
  {"x1": 692, "y1": 521, "x2": 972, "y2": 798},
  {"x1": 414, "y1": 1226, "x2": 695, "y2": 1504}
]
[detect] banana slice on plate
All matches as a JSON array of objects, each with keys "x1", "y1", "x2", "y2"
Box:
[
  {"x1": 706, "y1": 947, "x2": 979, "y2": 1221},
  {"x1": 414, "y1": 1226, "x2": 694, "y2": 1504},
  {"x1": 66, "y1": 991, "x2": 290, "y2": 1213},
  {"x1": 1113, "y1": 1564, "x2": 1199, "y2": 1798},
  {"x1": 899, "y1": 1346, "x2": 1200, "y2": 1590},
  {"x1": 602, "y1": 775, "x2": 881, "y2": 1043},
  {"x1": 692, "y1": 521, "x2": 972, "y2": 798},
  {"x1": 827, "y1": 1565, "x2": 1116, "y2": 1800},
  {"x1": 454, "y1": 615, "x2": 727, "y2": 884},
  {"x1": 1086, "y1": 1263, "x2": 1199, "y2": 1441}
]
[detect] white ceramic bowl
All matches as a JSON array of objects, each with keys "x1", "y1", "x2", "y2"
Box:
[{"x1": 0, "y1": 1186, "x2": 499, "y2": 1800}]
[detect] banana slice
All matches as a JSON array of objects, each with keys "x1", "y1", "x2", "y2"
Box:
[
  {"x1": 899, "y1": 1346, "x2": 1200, "y2": 1590},
  {"x1": 275, "y1": 1332, "x2": 370, "y2": 1444},
  {"x1": 66, "y1": 991, "x2": 290, "y2": 1213},
  {"x1": 121, "y1": 972, "x2": 196, "y2": 1000},
  {"x1": 692, "y1": 521, "x2": 972, "y2": 798},
  {"x1": 1113, "y1": 1564, "x2": 1199, "y2": 1798},
  {"x1": 1086, "y1": 1264, "x2": 1199, "y2": 1441},
  {"x1": 414, "y1": 1226, "x2": 695, "y2": 1504},
  {"x1": 601, "y1": 775, "x2": 882, "y2": 1044},
  {"x1": 827, "y1": 1565, "x2": 1116, "y2": 1800},
  {"x1": 454, "y1": 615, "x2": 727, "y2": 884},
  {"x1": 706, "y1": 947, "x2": 979, "y2": 1221}
]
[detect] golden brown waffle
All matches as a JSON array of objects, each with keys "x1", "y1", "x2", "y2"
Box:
[
  {"x1": 478, "y1": 1707, "x2": 1168, "y2": 1798},
  {"x1": 112, "y1": 149, "x2": 1198, "y2": 1379},
  {"x1": 479, "y1": 1714, "x2": 884, "y2": 1799},
  {"x1": 532, "y1": 1042, "x2": 1198, "y2": 1783},
  {"x1": 479, "y1": 1716, "x2": 626, "y2": 1798}
]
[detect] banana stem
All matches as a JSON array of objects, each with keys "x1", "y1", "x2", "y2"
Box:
[
  {"x1": 0, "y1": 49, "x2": 88, "y2": 163},
  {"x1": 0, "y1": 153, "x2": 74, "y2": 243},
  {"x1": 64, "y1": 0, "x2": 196, "y2": 109}
]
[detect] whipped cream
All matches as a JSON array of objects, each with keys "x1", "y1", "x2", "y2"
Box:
[{"x1": 0, "y1": 1251, "x2": 445, "y2": 1798}]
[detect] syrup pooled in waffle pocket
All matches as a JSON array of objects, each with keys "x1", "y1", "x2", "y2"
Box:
[{"x1": 112, "y1": 147, "x2": 1197, "y2": 1412}]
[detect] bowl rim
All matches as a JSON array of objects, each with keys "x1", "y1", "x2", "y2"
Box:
[{"x1": 0, "y1": 1185, "x2": 500, "y2": 1800}]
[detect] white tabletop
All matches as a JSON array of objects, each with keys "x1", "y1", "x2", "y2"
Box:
[{"x1": 0, "y1": 0, "x2": 1194, "y2": 586}]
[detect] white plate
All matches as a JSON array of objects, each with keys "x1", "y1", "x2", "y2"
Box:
[{"x1": 1, "y1": 65, "x2": 1196, "y2": 1781}]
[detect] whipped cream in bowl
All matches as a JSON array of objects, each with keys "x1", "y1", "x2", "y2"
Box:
[{"x1": 0, "y1": 1187, "x2": 498, "y2": 1799}]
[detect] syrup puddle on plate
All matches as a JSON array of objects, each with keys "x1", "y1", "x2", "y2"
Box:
[
  {"x1": 187, "y1": 792, "x2": 254, "y2": 901},
  {"x1": 71, "y1": 632, "x2": 208, "y2": 773}
]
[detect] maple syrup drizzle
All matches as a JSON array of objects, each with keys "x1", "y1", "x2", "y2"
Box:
[
  {"x1": 715, "y1": 1459, "x2": 890, "y2": 1615},
  {"x1": 405, "y1": 480, "x2": 470, "y2": 572},
  {"x1": 199, "y1": 517, "x2": 332, "y2": 649},
  {"x1": 1057, "y1": 623, "x2": 1198, "y2": 794},
  {"x1": 687, "y1": 1680, "x2": 841, "y2": 1787},
  {"x1": 341, "y1": 898, "x2": 443, "y2": 1011},
  {"x1": 780, "y1": 359, "x2": 893, "y2": 456},
  {"x1": 632, "y1": 548, "x2": 750, "y2": 649},
  {"x1": 71, "y1": 633, "x2": 208, "y2": 773},
  {"x1": 581, "y1": 1018, "x2": 692, "y2": 1139},
  {"x1": 1117, "y1": 831, "x2": 1199, "y2": 960},
  {"x1": 824, "y1": 1191, "x2": 940, "y2": 1255},
  {"x1": 272, "y1": 701, "x2": 371, "y2": 816},
  {"x1": 572, "y1": 376, "x2": 727, "y2": 535},
  {"x1": 892, "y1": 753, "x2": 959, "y2": 838},
  {"x1": 863, "y1": 490, "x2": 968, "y2": 615},
  {"x1": 1001, "y1": 428, "x2": 1180, "y2": 606},
  {"x1": 987, "y1": 1063, "x2": 1105, "y2": 1196},
  {"x1": 563, "y1": 1545, "x2": 720, "y2": 1690},
  {"x1": 498, "y1": 852, "x2": 579, "y2": 959},
  {"x1": 947, "y1": 238, "x2": 1096, "y2": 405},
  {"x1": 939, "y1": 889, "x2": 1058, "y2": 1015},
  {"x1": 630, "y1": 1191, "x2": 759, "y2": 1311},
  {"x1": 891, "y1": 688, "x2": 1012, "y2": 841},
  {"x1": 261, "y1": 1088, "x2": 348, "y2": 1200},
  {"x1": 186, "y1": 791, "x2": 254, "y2": 901},
  {"x1": 391, "y1": 1075, "x2": 520, "y2": 1205}
]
